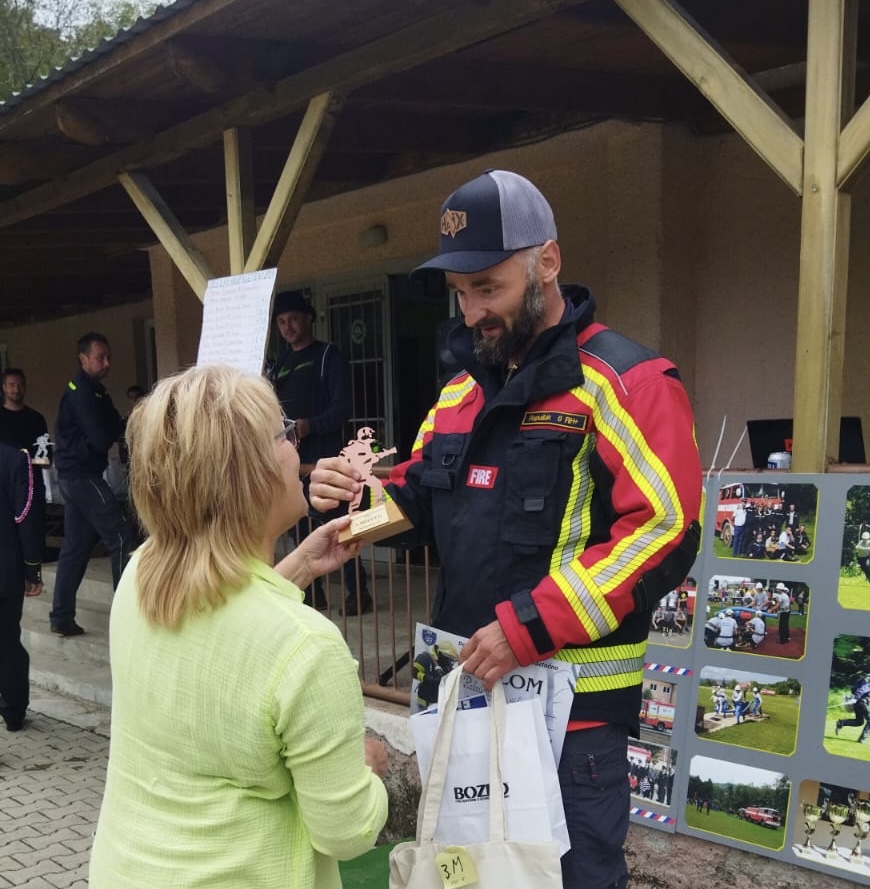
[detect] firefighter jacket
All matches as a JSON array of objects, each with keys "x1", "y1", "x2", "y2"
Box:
[
  {"x1": 387, "y1": 285, "x2": 702, "y2": 732},
  {"x1": 54, "y1": 368, "x2": 125, "y2": 479}
]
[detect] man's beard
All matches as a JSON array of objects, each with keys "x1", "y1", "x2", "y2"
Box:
[{"x1": 472, "y1": 276, "x2": 545, "y2": 367}]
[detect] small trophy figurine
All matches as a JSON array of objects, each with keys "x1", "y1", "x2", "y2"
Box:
[
  {"x1": 32, "y1": 432, "x2": 53, "y2": 467},
  {"x1": 337, "y1": 427, "x2": 412, "y2": 545}
]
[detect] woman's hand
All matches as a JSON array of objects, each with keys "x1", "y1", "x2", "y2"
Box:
[
  {"x1": 275, "y1": 516, "x2": 361, "y2": 590},
  {"x1": 365, "y1": 738, "x2": 388, "y2": 778},
  {"x1": 309, "y1": 457, "x2": 362, "y2": 513}
]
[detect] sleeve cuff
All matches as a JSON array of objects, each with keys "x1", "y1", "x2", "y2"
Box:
[{"x1": 496, "y1": 598, "x2": 558, "y2": 666}]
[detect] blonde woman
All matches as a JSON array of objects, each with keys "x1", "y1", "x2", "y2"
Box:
[{"x1": 89, "y1": 365, "x2": 388, "y2": 889}]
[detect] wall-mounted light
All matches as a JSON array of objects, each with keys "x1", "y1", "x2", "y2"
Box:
[{"x1": 358, "y1": 224, "x2": 388, "y2": 249}]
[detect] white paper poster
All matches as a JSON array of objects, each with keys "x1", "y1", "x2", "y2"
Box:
[{"x1": 196, "y1": 268, "x2": 278, "y2": 375}]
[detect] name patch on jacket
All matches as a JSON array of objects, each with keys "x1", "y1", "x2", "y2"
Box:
[
  {"x1": 520, "y1": 411, "x2": 588, "y2": 433},
  {"x1": 466, "y1": 465, "x2": 499, "y2": 489}
]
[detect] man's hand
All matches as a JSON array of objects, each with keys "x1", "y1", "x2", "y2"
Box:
[
  {"x1": 296, "y1": 418, "x2": 311, "y2": 440},
  {"x1": 459, "y1": 620, "x2": 519, "y2": 690},
  {"x1": 309, "y1": 456, "x2": 362, "y2": 512}
]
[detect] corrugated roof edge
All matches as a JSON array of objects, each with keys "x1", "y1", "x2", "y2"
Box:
[{"x1": 0, "y1": 0, "x2": 194, "y2": 114}]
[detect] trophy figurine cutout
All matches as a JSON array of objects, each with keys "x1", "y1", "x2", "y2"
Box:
[
  {"x1": 337, "y1": 427, "x2": 412, "y2": 545},
  {"x1": 32, "y1": 433, "x2": 53, "y2": 467}
]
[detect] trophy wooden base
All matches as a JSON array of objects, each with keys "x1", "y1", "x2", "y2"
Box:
[
  {"x1": 338, "y1": 499, "x2": 413, "y2": 545},
  {"x1": 32, "y1": 458, "x2": 50, "y2": 467}
]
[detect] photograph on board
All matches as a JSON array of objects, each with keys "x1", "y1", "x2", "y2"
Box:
[
  {"x1": 839, "y1": 486, "x2": 870, "y2": 611},
  {"x1": 685, "y1": 755, "x2": 789, "y2": 851},
  {"x1": 703, "y1": 575, "x2": 809, "y2": 660},
  {"x1": 712, "y1": 481, "x2": 817, "y2": 563},
  {"x1": 647, "y1": 575, "x2": 697, "y2": 650},
  {"x1": 822, "y1": 635, "x2": 870, "y2": 763},
  {"x1": 694, "y1": 666, "x2": 799, "y2": 757},
  {"x1": 792, "y1": 778, "x2": 870, "y2": 877},
  {"x1": 628, "y1": 738, "x2": 677, "y2": 808},
  {"x1": 637, "y1": 675, "x2": 679, "y2": 741}
]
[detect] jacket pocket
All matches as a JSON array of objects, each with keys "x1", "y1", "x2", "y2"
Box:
[
  {"x1": 501, "y1": 435, "x2": 563, "y2": 548},
  {"x1": 420, "y1": 434, "x2": 467, "y2": 491}
]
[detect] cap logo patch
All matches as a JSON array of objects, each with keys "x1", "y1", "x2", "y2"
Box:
[{"x1": 441, "y1": 209, "x2": 467, "y2": 238}]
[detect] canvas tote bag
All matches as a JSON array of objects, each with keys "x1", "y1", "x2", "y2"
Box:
[
  {"x1": 389, "y1": 666, "x2": 563, "y2": 889},
  {"x1": 410, "y1": 682, "x2": 569, "y2": 853}
]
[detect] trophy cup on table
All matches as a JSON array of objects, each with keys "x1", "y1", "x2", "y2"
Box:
[
  {"x1": 850, "y1": 800, "x2": 870, "y2": 862},
  {"x1": 825, "y1": 803, "x2": 851, "y2": 860},
  {"x1": 799, "y1": 802, "x2": 822, "y2": 853}
]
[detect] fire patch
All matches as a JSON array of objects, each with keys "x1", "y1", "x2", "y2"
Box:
[{"x1": 466, "y1": 465, "x2": 498, "y2": 488}]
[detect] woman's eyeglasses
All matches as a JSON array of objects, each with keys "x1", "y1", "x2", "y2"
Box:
[{"x1": 275, "y1": 416, "x2": 299, "y2": 449}]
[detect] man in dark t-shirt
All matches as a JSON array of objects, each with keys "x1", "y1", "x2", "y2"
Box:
[
  {"x1": 270, "y1": 290, "x2": 371, "y2": 615},
  {"x1": 0, "y1": 368, "x2": 50, "y2": 463}
]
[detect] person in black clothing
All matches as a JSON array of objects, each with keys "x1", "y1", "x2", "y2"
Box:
[
  {"x1": 50, "y1": 333, "x2": 137, "y2": 636},
  {"x1": 0, "y1": 443, "x2": 43, "y2": 731},
  {"x1": 0, "y1": 368, "x2": 50, "y2": 460},
  {"x1": 836, "y1": 674, "x2": 870, "y2": 744},
  {"x1": 270, "y1": 291, "x2": 370, "y2": 615},
  {"x1": 0, "y1": 368, "x2": 50, "y2": 548}
]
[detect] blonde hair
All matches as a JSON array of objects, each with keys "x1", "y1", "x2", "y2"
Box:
[{"x1": 127, "y1": 365, "x2": 283, "y2": 628}]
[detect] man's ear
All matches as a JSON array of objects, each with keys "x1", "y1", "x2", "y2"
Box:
[{"x1": 538, "y1": 240, "x2": 561, "y2": 284}]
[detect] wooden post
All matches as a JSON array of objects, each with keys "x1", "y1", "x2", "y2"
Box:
[{"x1": 791, "y1": 0, "x2": 854, "y2": 471}]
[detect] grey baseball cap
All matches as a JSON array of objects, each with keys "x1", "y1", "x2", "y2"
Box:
[{"x1": 412, "y1": 169, "x2": 557, "y2": 275}]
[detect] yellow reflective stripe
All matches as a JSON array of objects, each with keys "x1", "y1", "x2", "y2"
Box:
[
  {"x1": 554, "y1": 640, "x2": 647, "y2": 692},
  {"x1": 412, "y1": 406, "x2": 436, "y2": 455},
  {"x1": 412, "y1": 375, "x2": 476, "y2": 454},
  {"x1": 574, "y1": 365, "x2": 684, "y2": 593},
  {"x1": 551, "y1": 431, "x2": 620, "y2": 639},
  {"x1": 67, "y1": 381, "x2": 77, "y2": 391}
]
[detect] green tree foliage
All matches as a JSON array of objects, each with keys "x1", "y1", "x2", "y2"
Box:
[
  {"x1": 830, "y1": 634, "x2": 870, "y2": 690},
  {"x1": 0, "y1": 0, "x2": 156, "y2": 101}
]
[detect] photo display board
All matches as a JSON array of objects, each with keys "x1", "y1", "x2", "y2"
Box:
[{"x1": 632, "y1": 471, "x2": 870, "y2": 884}]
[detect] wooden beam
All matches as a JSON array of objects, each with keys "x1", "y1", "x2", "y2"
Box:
[
  {"x1": 118, "y1": 171, "x2": 215, "y2": 300},
  {"x1": 244, "y1": 92, "x2": 343, "y2": 272},
  {"x1": 0, "y1": 0, "x2": 580, "y2": 228},
  {"x1": 791, "y1": 0, "x2": 853, "y2": 472},
  {"x1": 166, "y1": 39, "x2": 227, "y2": 94},
  {"x1": 224, "y1": 127, "x2": 256, "y2": 274},
  {"x1": 613, "y1": 0, "x2": 803, "y2": 195},
  {"x1": 838, "y1": 93, "x2": 870, "y2": 189}
]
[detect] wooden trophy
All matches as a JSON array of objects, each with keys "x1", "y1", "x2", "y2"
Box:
[{"x1": 337, "y1": 427, "x2": 412, "y2": 545}]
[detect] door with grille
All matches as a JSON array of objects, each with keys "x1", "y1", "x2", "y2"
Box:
[{"x1": 323, "y1": 278, "x2": 392, "y2": 448}]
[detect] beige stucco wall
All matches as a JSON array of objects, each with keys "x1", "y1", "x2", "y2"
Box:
[
  {"x1": 3, "y1": 118, "x2": 869, "y2": 467},
  {"x1": 0, "y1": 300, "x2": 153, "y2": 432}
]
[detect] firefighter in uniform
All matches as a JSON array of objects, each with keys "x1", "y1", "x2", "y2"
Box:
[{"x1": 310, "y1": 170, "x2": 702, "y2": 889}]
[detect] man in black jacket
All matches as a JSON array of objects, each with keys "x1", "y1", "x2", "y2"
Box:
[
  {"x1": 0, "y1": 443, "x2": 43, "y2": 730},
  {"x1": 270, "y1": 291, "x2": 370, "y2": 615},
  {"x1": 50, "y1": 333, "x2": 137, "y2": 636}
]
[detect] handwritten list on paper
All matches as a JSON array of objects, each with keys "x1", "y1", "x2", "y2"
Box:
[{"x1": 196, "y1": 269, "x2": 278, "y2": 376}]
